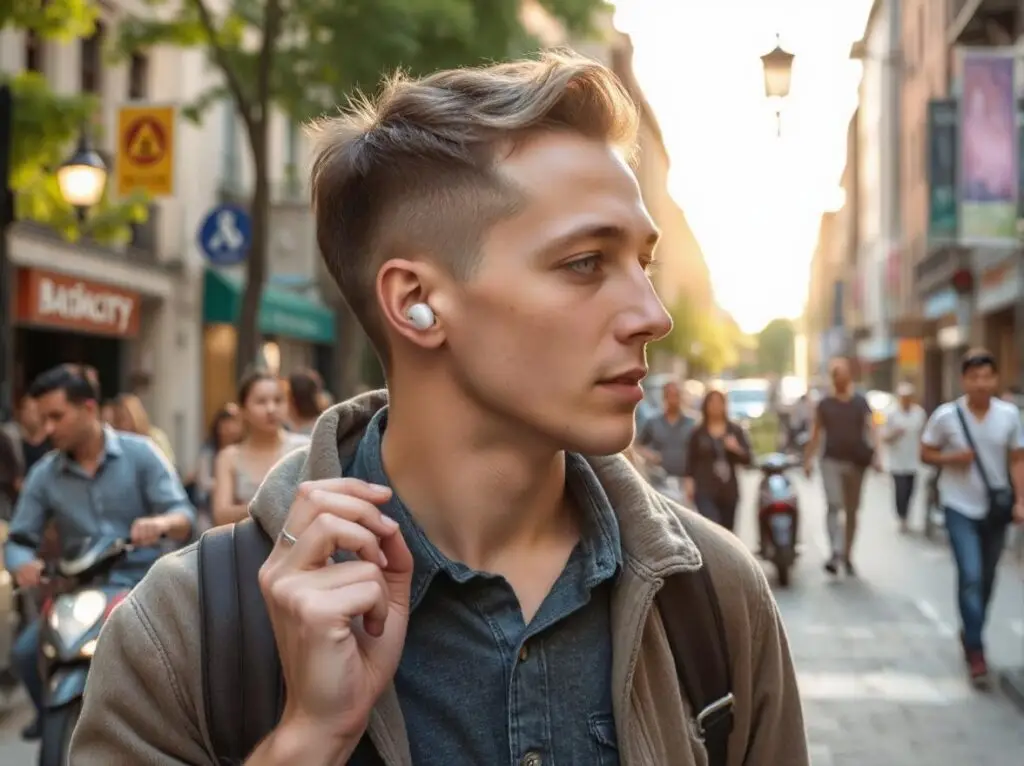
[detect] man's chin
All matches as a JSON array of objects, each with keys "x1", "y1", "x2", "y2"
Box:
[{"x1": 558, "y1": 419, "x2": 635, "y2": 456}]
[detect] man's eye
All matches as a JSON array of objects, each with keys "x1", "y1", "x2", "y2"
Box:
[{"x1": 566, "y1": 254, "x2": 601, "y2": 275}]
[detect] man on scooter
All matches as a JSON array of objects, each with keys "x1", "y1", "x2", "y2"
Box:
[{"x1": 3, "y1": 364, "x2": 195, "y2": 740}]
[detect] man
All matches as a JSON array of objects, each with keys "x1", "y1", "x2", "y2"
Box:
[
  {"x1": 5, "y1": 364, "x2": 194, "y2": 738},
  {"x1": 804, "y1": 357, "x2": 880, "y2": 576},
  {"x1": 635, "y1": 379, "x2": 695, "y2": 483},
  {"x1": 71, "y1": 53, "x2": 807, "y2": 765},
  {"x1": 884, "y1": 382, "x2": 926, "y2": 533},
  {"x1": 920, "y1": 349, "x2": 1024, "y2": 685}
]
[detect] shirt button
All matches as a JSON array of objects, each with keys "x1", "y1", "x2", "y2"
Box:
[
  {"x1": 521, "y1": 752, "x2": 542, "y2": 766},
  {"x1": 518, "y1": 644, "x2": 529, "y2": 662}
]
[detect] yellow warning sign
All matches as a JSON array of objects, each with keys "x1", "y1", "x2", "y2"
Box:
[{"x1": 116, "y1": 105, "x2": 175, "y2": 197}]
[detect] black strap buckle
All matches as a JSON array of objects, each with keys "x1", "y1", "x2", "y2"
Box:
[{"x1": 696, "y1": 692, "x2": 735, "y2": 742}]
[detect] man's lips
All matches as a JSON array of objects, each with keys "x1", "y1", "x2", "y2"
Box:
[{"x1": 597, "y1": 368, "x2": 647, "y2": 386}]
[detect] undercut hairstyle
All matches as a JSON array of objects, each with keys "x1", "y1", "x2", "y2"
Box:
[{"x1": 308, "y1": 49, "x2": 640, "y2": 357}]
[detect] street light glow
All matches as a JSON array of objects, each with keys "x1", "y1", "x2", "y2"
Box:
[{"x1": 56, "y1": 137, "x2": 108, "y2": 209}]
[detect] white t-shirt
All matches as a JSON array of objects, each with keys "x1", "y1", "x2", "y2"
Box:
[
  {"x1": 921, "y1": 396, "x2": 1024, "y2": 519},
  {"x1": 885, "y1": 403, "x2": 926, "y2": 474}
]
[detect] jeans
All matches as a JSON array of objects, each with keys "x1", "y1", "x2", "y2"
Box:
[
  {"x1": 892, "y1": 473, "x2": 916, "y2": 521},
  {"x1": 694, "y1": 492, "x2": 738, "y2": 532},
  {"x1": 944, "y1": 507, "x2": 1008, "y2": 651},
  {"x1": 12, "y1": 619, "x2": 42, "y2": 719}
]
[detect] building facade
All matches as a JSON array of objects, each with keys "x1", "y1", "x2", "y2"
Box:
[
  {"x1": 850, "y1": 0, "x2": 903, "y2": 390},
  {"x1": 1, "y1": 6, "x2": 213, "y2": 470}
]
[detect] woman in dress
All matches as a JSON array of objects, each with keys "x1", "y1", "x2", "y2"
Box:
[
  {"x1": 212, "y1": 369, "x2": 309, "y2": 526},
  {"x1": 683, "y1": 389, "x2": 752, "y2": 532}
]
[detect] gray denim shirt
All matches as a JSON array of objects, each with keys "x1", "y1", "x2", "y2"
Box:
[{"x1": 348, "y1": 408, "x2": 623, "y2": 765}]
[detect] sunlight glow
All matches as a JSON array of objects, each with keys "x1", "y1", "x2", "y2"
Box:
[{"x1": 613, "y1": 0, "x2": 874, "y2": 333}]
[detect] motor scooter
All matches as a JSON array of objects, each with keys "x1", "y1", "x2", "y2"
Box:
[
  {"x1": 32, "y1": 535, "x2": 137, "y2": 765},
  {"x1": 756, "y1": 453, "x2": 801, "y2": 587}
]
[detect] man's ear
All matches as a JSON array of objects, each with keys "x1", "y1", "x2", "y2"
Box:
[{"x1": 377, "y1": 258, "x2": 446, "y2": 349}]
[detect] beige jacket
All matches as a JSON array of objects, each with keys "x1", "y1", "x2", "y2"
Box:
[{"x1": 70, "y1": 392, "x2": 808, "y2": 765}]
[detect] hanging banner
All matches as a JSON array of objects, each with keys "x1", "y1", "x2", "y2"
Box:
[
  {"x1": 927, "y1": 99, "x2": 958, "y2": 242},
  {"x1": 959, "y1": 49, "x2": 1018, "y2": 245}
]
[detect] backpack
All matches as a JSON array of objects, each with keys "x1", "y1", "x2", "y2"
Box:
[{"x1": 198, "y1": 519, "x2": 734, "y2": 766}]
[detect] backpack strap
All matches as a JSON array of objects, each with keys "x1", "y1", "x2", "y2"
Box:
[
  {"x1": 198, "y1": 519, "x2": 282, "y2": 763},
  {"x1": 656, "y1": 564, "x2": 733, "y2": 766}
]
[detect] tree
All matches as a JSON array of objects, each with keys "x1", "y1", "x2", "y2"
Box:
[
  {"x1": 651, "y1": 296, "x2": 736, "y2": 375},
  {"x1": 2, "y1": 1, "x2": 149, "y2": 242},
  {"x1": 756, "y1": 318, "x2": 795, "y2": 376},
  {"x1": 117, "y1": 0, "x2": 603, "y2": 387}
]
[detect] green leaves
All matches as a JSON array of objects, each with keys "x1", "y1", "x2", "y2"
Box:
[{"x1": 5, "y1": 4, "x2": 149, "y2": 242}]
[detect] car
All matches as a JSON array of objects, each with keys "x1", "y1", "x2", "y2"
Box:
[{"x1": 724, "y1": 379, "x2": 771, "y2": 424}]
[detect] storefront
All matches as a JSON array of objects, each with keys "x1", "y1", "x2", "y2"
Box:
[
  {"x1": 11, "y1": 267, "x2": 142, "y2": 400},
  {"x1": 976, "y1": 255, "x2": 1021, "y2": 381},
  {"x1": 202, "y1": 269, "x2": 335, "y2": 424}
]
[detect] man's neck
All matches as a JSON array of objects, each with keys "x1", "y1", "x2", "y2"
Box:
[
  {"x1": 72, "y1": 424, "x2": 105, "y2": 466},
  {"x1": 965, "y1": 394, "x2": 991, "y2": 416},
  {"x1": 381, "y1": 385, "x2": 573, "y2": 571},
  {"x1": 664, "y1": 407, "x2": 681, "y2": 421},
  {"x1": 833, "y1": 385, "x2": 852, "y2": 400}
]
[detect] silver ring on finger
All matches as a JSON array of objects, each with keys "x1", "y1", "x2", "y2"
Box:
[{"x1": 279, "y1": 527, "x2": 299, "y2": 546}]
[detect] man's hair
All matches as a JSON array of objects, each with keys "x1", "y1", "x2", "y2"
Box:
[
  {"x1": 308, "y1": 49, "x2": 639, "y2": 356},
  {"x1": 287, "y1": 368, "x2": 325, "y2": 420},
  {"x1": 961, "y1": 347, "x2": 997, "y2": 375},
  {"x1": 28, "y1": 364, "x2": 100, "y2": 405}
]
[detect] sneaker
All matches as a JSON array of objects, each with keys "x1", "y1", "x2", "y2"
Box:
[
  {"x1": 843, "y1": 559, "x2": 857, "y2": 577},
  {"x1": 967, "y1": 649, "x2": 990, "y2": 687},
  {"x1": 824, "y1": 556, "x2": 839, "y2": 576}
]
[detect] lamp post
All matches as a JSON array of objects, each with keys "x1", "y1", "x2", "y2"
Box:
[
  {"x1": 0, "y1": 84, "x2": 109, "y2": 420},
  {"x1": 761, "y1": 34, "x2": 795, "y2": 137}
]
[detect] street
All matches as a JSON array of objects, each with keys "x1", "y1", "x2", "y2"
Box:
[{"x1": 0, "y1": 471, "x2": 1020, "y2": 764}]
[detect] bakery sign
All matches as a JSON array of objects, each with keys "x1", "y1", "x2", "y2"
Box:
[{"x1": 16, "y1": 268, "x2": 141, "y2": 338}]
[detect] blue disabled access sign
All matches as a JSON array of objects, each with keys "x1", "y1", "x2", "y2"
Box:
[{"x1": 198, "y1": 204, "x2": 252, "y2": 266}]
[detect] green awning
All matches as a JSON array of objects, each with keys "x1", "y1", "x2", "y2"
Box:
[{"x1": 203, "y1": 269, "x2": 335, "y2": 344}]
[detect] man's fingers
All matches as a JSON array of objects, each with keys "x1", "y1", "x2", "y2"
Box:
[
  {"x1": 284, "y1": 514, "x2": 388, "y2": 571},
  {"x1": 284, "y1": 479, "x2": 393, "y2": 539},
  {"x1": 268, "y1": 563, "x2": 391, "y2": 637}
]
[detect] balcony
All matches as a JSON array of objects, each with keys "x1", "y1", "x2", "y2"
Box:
[{"x1": 949, "y1": 0, "x2": 1020, "y2": 45}]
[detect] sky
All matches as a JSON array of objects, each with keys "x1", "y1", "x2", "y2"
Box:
[{"x1": 612, "y1": 0, "x2": 875, "y2": 333}]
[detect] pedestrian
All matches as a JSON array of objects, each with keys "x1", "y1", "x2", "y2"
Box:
[
  {"x1": 70, "y1": 52, "x2": 808, "y2": 766},
  {"x1": 112, "y1": 393, "x2": 177, "y2": 467},
  {"x1": 287, "y1": 368, "x2": 326, "y2": 436},
  {"x1": 211, "y1": 369, "x2": 309, "y2": 527},
  {"x1": 185, "y1": 404, "x2": 243, "y2": 532},
  {"x1": 683, "y1": 388, "x2": 752, "y2": 531},
  {"x1": 4, "y1": 363, "x2": 194, "y2": 739},
  {"x1": 884, "y1": 382, "x2": 926, "y2": 533},
  {"x1": 1, "y1": 394, "x2": 51, "y2": 488},
  {"x1": 920, "y1": 348, "x2": 1024, "y2": 686},
  {"x1": 635, "y1": 379, "x2": 696, "y2": 485},
  {"x1": 804, "y1": 356, "x2": 880, "y2": 576}
]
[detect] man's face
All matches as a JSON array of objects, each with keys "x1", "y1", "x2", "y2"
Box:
[
  {"x1": 662, "y1": 383, "x2": 681, "y2": 412},
  {"x1": 831, "y1": 360, "x2": 851, "y2": 389},
  {"x1": 36, "y1": 390, "x2": 95, "y2": 452},
  {"x1": 434, "y1": 132, "x2": 671, "y2": 454},
  {"x1": 962, "y1": 364, "x2": 998, "y2": 400}
]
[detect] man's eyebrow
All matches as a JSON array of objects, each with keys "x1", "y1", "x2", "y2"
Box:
[{"x1": 546, "y1": 223, "x2": 660, "y2": 251}]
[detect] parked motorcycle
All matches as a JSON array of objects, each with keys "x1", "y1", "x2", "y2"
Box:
[
  {"x1": 34, "y1": 535, "x2": 137, "y2": 765},
  {"x1": 756, "y1": 453, "x2": 801, "y2": 587}
]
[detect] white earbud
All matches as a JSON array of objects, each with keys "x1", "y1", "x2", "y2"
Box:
[{"x1": 406, "y1": 302, "x2": 436, "y2": 330}]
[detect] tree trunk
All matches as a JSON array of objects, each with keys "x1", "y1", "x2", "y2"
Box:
[{"x1": 237, "y1": 123, "x2": 269, "y2": 381}]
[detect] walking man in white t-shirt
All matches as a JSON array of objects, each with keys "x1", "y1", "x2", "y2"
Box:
[
  {"x1": 884, "y1": 382, "x2": 926, "y2": 534},
  {"x1": 920, "y1": 349, "x2": 1024, "y2": 685}
]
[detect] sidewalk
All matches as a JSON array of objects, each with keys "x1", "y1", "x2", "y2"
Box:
[{"x1": 754, "y1": 469, "x2": 1024, "y2": 765}]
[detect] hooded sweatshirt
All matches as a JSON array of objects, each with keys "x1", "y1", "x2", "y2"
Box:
[{"x1": 70, "y1": 391, "x2": 808, "y2": 765}]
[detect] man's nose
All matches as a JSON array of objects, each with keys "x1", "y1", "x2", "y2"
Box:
[{"x1": 619, "y1": 271, "x2": 672, "y2": 343}]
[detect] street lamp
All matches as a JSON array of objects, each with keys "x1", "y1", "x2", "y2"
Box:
[
  {"x1": 0, "y1": 83, "x2": 110, "y2": 420},
  {"x1": 761, "y1": 34, "x2": 795, "y2": 137},
  {"x1": 57, "y1": 133, "x2": 108, "y2": 213}
]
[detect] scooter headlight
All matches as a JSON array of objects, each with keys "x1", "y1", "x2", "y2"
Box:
[{"x1": 49, "y1": 589, "x2": 108, "y2": 647}]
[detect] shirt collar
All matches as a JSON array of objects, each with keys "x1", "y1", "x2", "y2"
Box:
[
  {"x1": 58, "y1": 425, "x2": 123, "y2": 473},
  {"x1": 346, "y1": 407, "x2": 622, "y2": 611}
]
